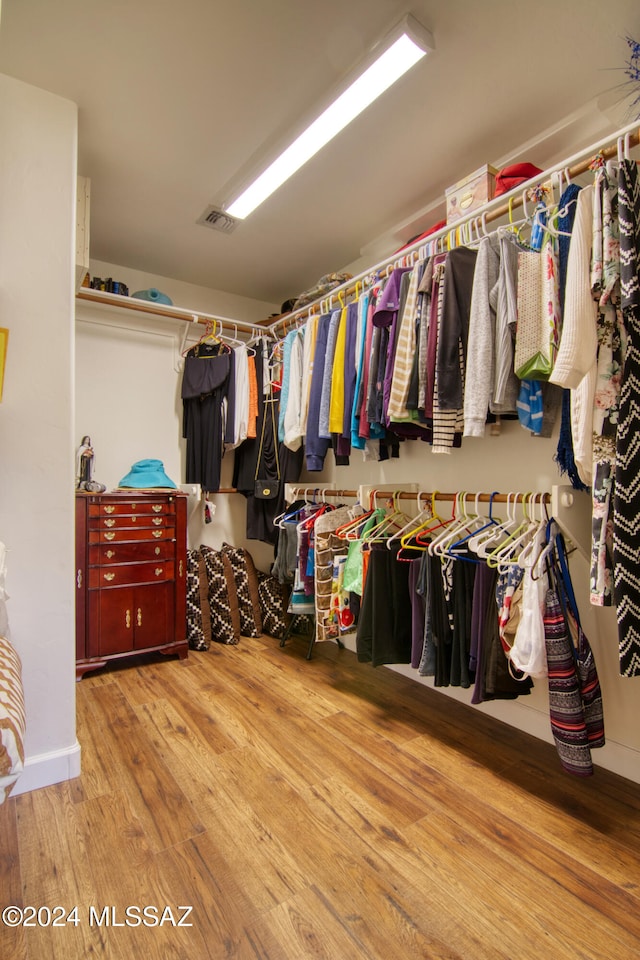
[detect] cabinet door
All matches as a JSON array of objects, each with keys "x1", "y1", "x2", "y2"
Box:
[
  {"x1": 133, "y1": 582, "x2": 173, "y2": 650},
  {"x1": 89, "y1": 586, "x2": 135, "y2": 657}
]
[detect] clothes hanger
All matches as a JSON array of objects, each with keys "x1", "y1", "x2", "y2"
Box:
[
  {"x1": 448, "y1": 492, "x2": 501, "y2": 558},
  {"x1": 472, "y1": 492, "x2": 520, "y2": 558},
  {"x1": 516, "y1": 493, "x2": 549, "y2": 567},
  {"x1": 415, "y1": 491, "x2": 455, "y2": 546},
  {"x1": 185, "y1": 320, "x2": 231, "y2": 357},
  {"x1": 360, "y1": 491, "x2": 411, "y2": 543},
  {"x1": 439, "y1": 492, "x2": 491, "y2": 560},
  {"x1": 485, "y1": 493, "x2": 539, "y2": 569},
  {"x1": 385, "y1": 491, "x2": 434, "y2": 550},
  {"x1": 428, "y1": 493, "x2": 477, "y2": 557}
]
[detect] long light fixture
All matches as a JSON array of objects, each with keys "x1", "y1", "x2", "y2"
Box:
[{"x1": 225, "y1": 15, "x2": 434, "y2": 220}]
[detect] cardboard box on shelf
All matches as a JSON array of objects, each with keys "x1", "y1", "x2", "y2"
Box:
[{"x1": 445, "y1": 164, "x2": 497, "y2": 224}]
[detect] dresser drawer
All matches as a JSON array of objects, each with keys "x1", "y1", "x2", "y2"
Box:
[
  {"x1": 88, "y1": 527, "x2": 176, "y2": 544},
  {"x1": 89, "y1": 541, "x2": 174, "y2": 564},
  {"x1": 89, "y1": 514, "x2": 172, "y2": 531},
  {"x1": 89, "y1": 560, "x2": 175, "y2": 588},
  {"x1": 89, "y1": 500, "x2": 176, "y2": 518}
]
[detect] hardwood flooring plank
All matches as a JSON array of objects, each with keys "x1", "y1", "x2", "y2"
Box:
[
  {"x1": 404, "y1": 731, "x2": 640, "y2": 889},
  {"x1": 406, "y1": 808, "x2": 640, "y2": 960},
  {"x1": 83, "y1": 682, "x2": 205, "y2": 853},
  {"x1": 7, "y1": 638, "x2": 640, "y2": 960},
  {"x1": 220, "y1": 709, "x2": 429, "y2": 826},
  {"x1": 0, "y1": 796, "x2": 27, "y2": 960},
  {"x1": 211, "y1": 744, "x2": 514, "y2": 960},
  {"x1": 316, "y1": 710, "x2": 640, "y2": 955},
  {"x1": 74, "y1": 679, "x2": 121, "y2": 803},
  {"x1": 134, "y1": 698, "x2": 310, "y2": 917},
  {"x1": 14, "y1": 782, "x2": 122, "y2": 960}
]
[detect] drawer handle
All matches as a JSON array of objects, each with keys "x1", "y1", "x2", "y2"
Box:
[
  {"x1": 104, "y1": 519, "x2": 116, "y2": 528},
  {"x1": 137, "y1": 608, "x2": 142, "y2": 627},
  {"x1": 152, "y1": 505, "x2": 162, "y2": 513},
  {"x1": 104, "y1": 505, "x2": 115, "y2": 514},
  {"x1": 104, "y1": 572, "x2": 116, "y2": 582},
  {"x1": 132, "y1": 515, "x2": 137, "y2": 523},
  {"x1": 126, "y1": 609, "x2": 131, "y2": 628},
  {"x1": 155, "y1": 567, "x2": 163, "y2": 577},
  {"x1": 152, "y1": 531, "x2": 162, "y2": 539},
  {"x1": 105, "y1": 549, "x2": 115, "y2": 559},
  {"x1": 77, "y1": 569, "x2": 82, "y2": 589},
  {"x1": 104, "y1": 532, "x2": 116, "y2": 541},
  {"x1": 155, "y1": 547, "x2": 161, "y2": 556},
  {"x1": 152, "y1": 518, "x2": 163, "y2": 526},
  {"x1": 131, "y1": 503, "x2": 137, "y2": 510}
]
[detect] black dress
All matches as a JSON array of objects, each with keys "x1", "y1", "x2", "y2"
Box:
[{"x1": 182, "y1": 342, "x2": 233, "y2": 492}]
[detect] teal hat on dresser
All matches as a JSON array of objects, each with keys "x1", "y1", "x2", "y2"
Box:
[{"x1": 118, "y1": 459, "x2": 177, "y2": 489}]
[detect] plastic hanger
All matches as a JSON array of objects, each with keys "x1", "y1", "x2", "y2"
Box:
[
  {"x1": 385, "y1": 491, "x2": 435, "y2": 551},
  {"x1": 473, "y1": 492, "x2": 520, "y2": 558},
  {"x1": 415, "y1": 491, "x2": 455, "y2": 546},
  {"x1": 448, "y1": 492, "x2": 501, "y2": 557},
  {"x1": 485, "y1": 493, "x2": 538, "y2": 569},
  {"x1": 428, "y1": 493, "x2": 475, "y2": 557},
  {"x1": 361, "y1": 491, "x2": 411, "y2": 543},
  {"x1": 440, "y1": 492, "x2": 492, "y2": 561},
  {"x1": 514, "y1": 494, "x2": 546, "y2": 565}
]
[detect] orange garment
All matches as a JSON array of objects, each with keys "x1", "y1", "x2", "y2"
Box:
[{"x1": 247, "y1": 354, "x2": 258, "y2": 439}]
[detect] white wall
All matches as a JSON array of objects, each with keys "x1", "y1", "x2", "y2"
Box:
[{"x1": 0, "y1": 74, "x2": 80, "y2": 793}]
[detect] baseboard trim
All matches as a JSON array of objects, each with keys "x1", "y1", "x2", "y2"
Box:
[{"x1": 11, "y1": 740, "x2": 81, "y2": 797}]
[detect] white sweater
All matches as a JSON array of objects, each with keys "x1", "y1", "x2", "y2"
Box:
[{"x1": 550, "y1": 185, "x2": 598, "y2": 389}]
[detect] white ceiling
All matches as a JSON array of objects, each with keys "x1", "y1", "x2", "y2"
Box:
[{"x1": 1, "y1": 1, "x2": 639, "y2": 307}]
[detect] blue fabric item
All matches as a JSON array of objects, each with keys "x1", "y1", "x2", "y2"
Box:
[
  {"x1": 118, "y1": 458, "x2": 177, "y2": 488},
  {"x1": 131, "y1": 287, "x2": 173, "y2": 305},
  {"x1": 351, "y1": 293, "x2": 370, "y2": 449},
  {"x1": 278, "y1": 330, "x2": 295, "y2": 443},
  {"x1": 517, "y1": 380, "x2": 544, "y2": 434},
  {"x1": 318, "y1": 308, "x2": 342, "y2": 439},
  {"x1": 305, "y1": 313, "x2": 332, "y2": 471},
  {"x1": 529, "y1": 203, "x2": 547, "y2": 251},
  {"x1": 341, "y1": 300, "x2": 360, "y2": 440}
]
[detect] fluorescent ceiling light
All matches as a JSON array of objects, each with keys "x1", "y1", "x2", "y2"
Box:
[{"x1": 225, "y1": 16, "x2": 433, "y2": 219}]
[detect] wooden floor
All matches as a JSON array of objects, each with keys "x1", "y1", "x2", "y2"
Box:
[{"x1": 2, "y1": 634, "x2": 640, "y2": 959}]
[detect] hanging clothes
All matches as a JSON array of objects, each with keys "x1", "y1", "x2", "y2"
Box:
[
  {"x1": 614, "y1": 157, "x2": 640, "y2": 676},
  {"x1": 357, "y1": 541, "x2": 413, "y2": 667},
  {"x1": 313, "y1": 504, "x2": 359, "y2": 643},
  {"x1": 305, "y1": 312, "x2": 333, "y2": 472},
  {"x1": 182, "y1": 340, "x2": 233, "y2": 492},
  {"x1": 590, "y1": 165, "x2": 624, "y2": 607},
  {"x1": 233, "y1": 338, "x2": 303, "y2": 544}
]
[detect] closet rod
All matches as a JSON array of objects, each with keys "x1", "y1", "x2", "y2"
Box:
[
  {"x1": 288, "y1": 487, "x2": 550, "y2": 505},
  {"x1": 290, "y1": 487, "x2": 359, "y2": 499},
  {"x1": 269, "y1": 119, "x2": 640, "y2": 337},
  {"x1": 77, "y1": 288, "x2": 264, "y2": 338}
]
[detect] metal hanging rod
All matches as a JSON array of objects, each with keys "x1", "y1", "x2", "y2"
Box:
[{"x1": 269, "y1": 119, "x2": 640, "y2": 337}]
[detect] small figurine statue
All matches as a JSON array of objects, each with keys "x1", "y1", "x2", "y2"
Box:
[{"x1": 76, "y1": 436, "x2": 106, "y2": 492}]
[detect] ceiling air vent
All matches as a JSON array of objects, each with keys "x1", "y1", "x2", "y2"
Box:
[{"x1": 196, "y1": 205, "x2": 239, "y2": 234}]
